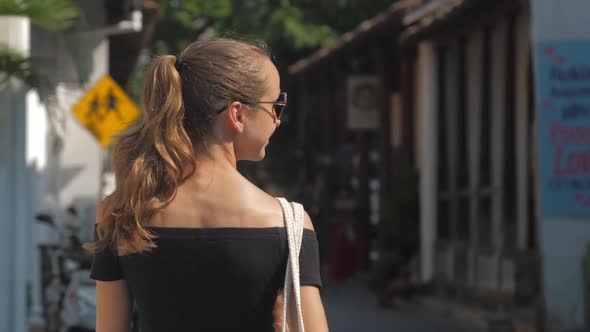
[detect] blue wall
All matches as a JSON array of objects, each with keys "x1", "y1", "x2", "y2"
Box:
[
  {"x1": 531, "y1": 1, "x2": 590, "y2": 330},
  {"x1": 542, "y1": 218, "x2": 590, "y2": 330}
]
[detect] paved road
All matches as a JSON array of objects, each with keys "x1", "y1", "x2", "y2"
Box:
[{"x1": 322, "y1": 276, "x2": 475, "y2": 332}]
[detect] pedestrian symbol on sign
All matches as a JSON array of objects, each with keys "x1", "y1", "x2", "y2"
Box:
[{"x1": 107, "y1": 88, "x2": 123, "y2": 121}]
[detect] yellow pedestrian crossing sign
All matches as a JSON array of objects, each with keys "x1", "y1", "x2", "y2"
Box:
[{"x1": 72, "y1": 75, "x2": 140, "y2": 148}]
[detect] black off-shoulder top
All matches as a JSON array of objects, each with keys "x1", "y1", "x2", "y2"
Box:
[{"x1": 90, "y1": 226, "x2": 321, "y2": 332}]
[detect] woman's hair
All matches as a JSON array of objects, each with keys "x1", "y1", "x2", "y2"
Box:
[{"x1": 84, "y1": 38, "x2": 271, "y2": 255}]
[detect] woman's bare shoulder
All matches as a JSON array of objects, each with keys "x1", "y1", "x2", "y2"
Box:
[
  {"x1": 240, "y1": 180, "x2": 284, "y2": 227},
  {"x1": 244, "y1": 182, "x2": 316, "y2": 231}
]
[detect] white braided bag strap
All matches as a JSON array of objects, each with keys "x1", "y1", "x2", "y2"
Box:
[
  {"x1": 277, "y1": 198, "x2": 305, "y2": 332},
  {"x1": 290, "y1": 201, "x2": 305, "y2": 331}
]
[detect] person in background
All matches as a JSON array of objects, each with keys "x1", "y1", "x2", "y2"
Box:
[{"x1": 330, "y1": 186, "x2": 360, "y2": 280}]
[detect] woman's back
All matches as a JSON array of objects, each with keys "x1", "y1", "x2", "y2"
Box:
[
  {"x1": 149, "y1": 165, "x2": 284, "y2": 230},
  {"x1": 92, "y1": 170, "x2": 321, "y2": 331}
]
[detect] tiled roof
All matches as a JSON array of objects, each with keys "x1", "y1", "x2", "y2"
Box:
[
  {"x1": 399, "y1": 0, "x2": 471, "y2": 43},
  {"x1": 399, "y1": 0, "x2": 528, "y2": 43}
]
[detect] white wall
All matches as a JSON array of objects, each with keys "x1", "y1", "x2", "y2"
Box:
[
  {"x1": 0, "y1": 16, "x2": 41, "y2": 332},
  {"x1": 30, "y1": 23, "x2": 106, "y2": 215}
]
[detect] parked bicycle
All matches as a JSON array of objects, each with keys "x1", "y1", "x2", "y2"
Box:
[{"x1": 36, "y1": 208, "x2": 96, "y2": 332}]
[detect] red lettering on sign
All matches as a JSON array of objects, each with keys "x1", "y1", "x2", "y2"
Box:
[
  {"x1": 575, "y1": 192, "x2": 590, "y2": 207},
  {"x1": 554, "y1": 145, "x2": 590, "y2": 176}
]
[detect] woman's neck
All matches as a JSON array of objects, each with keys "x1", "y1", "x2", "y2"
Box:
[{"x1": 193, "y1": 138, "x2": 237, "y2": 169}]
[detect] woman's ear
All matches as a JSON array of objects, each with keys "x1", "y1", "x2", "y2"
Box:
[{"x1": 227, "y1": 101, "x2": 247, "y2": 133}]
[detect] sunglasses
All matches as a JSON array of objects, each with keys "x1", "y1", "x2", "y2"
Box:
[{"x1": 216, "y1": 92, "x2": 288, "y2": 122}]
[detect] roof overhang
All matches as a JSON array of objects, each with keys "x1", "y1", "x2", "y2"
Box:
[
  {"x1": 288, "y1": 0, "x2": 420, "y2": 76},
  {"x1": 400, "y1": 0, "x2": 529, "y2": 44},
  {"x1": 400, "y1": 0, "x2": 481, "y2": 43}
]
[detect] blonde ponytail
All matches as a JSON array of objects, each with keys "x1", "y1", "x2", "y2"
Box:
[{"x1": 85, "y1": 55, "x2": 195, "y2": 255}]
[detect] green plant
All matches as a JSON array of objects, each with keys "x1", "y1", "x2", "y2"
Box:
[
  {"x1": 0, "y1": 46, "x2": 41, "y2": 88},
  {"x1": 0, "y1": 0, "x2": 83, "y2": 91},
  {"x1": 0, "y1": 0, "x2": 81, "y2": 33}
]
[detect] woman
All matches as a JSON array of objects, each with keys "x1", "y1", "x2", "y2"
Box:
[{"x1": 85, "y1": 38, "x2": 329, "y2": 332}]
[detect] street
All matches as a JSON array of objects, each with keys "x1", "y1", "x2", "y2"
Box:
[{"x1": 322, "y1": 275, "x2": 475, "y2": 332}]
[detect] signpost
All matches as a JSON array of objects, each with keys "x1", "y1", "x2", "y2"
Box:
[{"x1": 72, "y1": 75, "x2": 140, "y2": 148}]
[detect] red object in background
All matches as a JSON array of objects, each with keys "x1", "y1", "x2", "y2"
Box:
[{"x1": 330, "y1": 223, "x2": 360, "y2": 280}]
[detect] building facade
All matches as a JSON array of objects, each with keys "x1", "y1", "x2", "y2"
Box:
[
  {"x1": 291, "y1": 0, "x2": 549, "y2": 330},
  {"x1": 404, "y1": 0, "x2": 541, "y2": 329}
]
